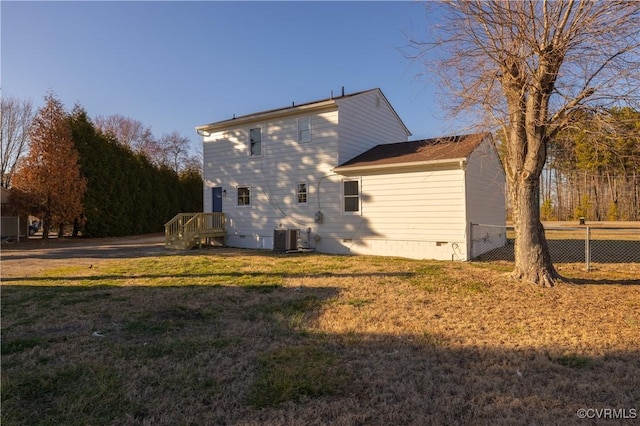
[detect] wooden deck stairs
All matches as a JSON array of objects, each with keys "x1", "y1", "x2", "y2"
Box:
[{"x1": 164, "y1": 212, "x2": 226, "y2": 250}]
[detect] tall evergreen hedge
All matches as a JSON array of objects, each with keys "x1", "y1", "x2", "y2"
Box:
[{"x1": 70, "y1": 108, "x2": 202, "y2": 237}]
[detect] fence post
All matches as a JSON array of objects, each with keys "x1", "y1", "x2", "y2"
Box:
[{"x1": 585, "y1": 226, "x2": 591, "y2": 272}]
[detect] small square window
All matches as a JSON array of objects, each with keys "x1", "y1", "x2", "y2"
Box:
[
  {"x1": 237, "y1": 186, "x2": 251, "y2": 206},
  {"x1": 296, "y1": 182, "x2": 308, "y2": 204},
  {"x1": 249, "y1": 127, "x2": 262, "y2": 156},
  {"x1": 298, "y1": 117, "x2": 311, "y2": 142}
]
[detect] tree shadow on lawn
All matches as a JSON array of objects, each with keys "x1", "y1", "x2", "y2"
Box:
[
  {"x1": 568, "y1": 277, "x2": 640, "y2": 286},
  {"x1": 0, "y1": 241, "x2": 354, "y2": 262},
  {"x1": 0, "y1": 240, "x2": 167, "y2": 261},
  {"x1": 246, "y1": 334, "x2": 640, "y2": 425},
  {"x1": 1, "y1": 271, "x2": 414, "y2": 285},
  {"x1": 2, "y1": 283, "x2": 638, "y2": 425}
]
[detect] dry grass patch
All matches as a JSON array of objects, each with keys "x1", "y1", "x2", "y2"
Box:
[{"x1": 1, "y1": 248, "x2": 638, "y2": 424}]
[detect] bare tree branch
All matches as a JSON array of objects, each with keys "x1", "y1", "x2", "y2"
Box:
[
  {"x1": 94, "y1": 114, "x2": 156, "y2": 155},
  {"x1": 1, "y1": 97, "x2": 34, "y2": 188},
  {"x1": 405, "y1": 0, "x2": 640, "y2": 286}
]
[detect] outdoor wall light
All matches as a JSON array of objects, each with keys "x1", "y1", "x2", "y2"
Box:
[{"x1": 222, "y1": 189, "x2": 227, "y2": 197}]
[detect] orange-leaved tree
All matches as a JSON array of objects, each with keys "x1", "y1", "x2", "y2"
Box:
[{"x1": 10, "y1": 93, "x2": 87, "y2": 238}]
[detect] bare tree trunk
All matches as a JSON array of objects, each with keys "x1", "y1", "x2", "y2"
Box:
[
  {"x1": 41, "y1": 212, "x2": 51, "y2": 240},
  {"x1": 406, "y1": 1, "x2": 640, "y2": 284},
  {"x1": 634, "y1": 170, "x2": 639, "y2": 220},
  {"x1": 72, "y1": 217, "x2": 80, "y2": 237},
  {"x1": 555, "y1": 169, "x2": 565, "y2": 220},
  {"x1": 560, "y1": 171, "x2": 570, "y2": 220},
  {"x1": 593, "y1": 177, "x2": 600, "y2": 221},
  {"x1": 509, "y1": 172, "x2": 559, "y2": 287}
]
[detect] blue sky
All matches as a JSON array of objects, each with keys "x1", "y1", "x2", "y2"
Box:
[{"x1": 2, "y1": 1, "x2": 459, "y2": 154}]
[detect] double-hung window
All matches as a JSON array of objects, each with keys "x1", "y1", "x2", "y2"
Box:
[
  {"x1": 343, "y1": 180, "x2": 360, "y2": 213},
  {"x1": 237, "y1": 186, "x2": 251, "y2": 206},
  {"x1": 249, "y1": 127, "x2": 262, "y2": 156},
  {"x1": 298, "y1": 117, "x2": 311, "y2": 142},
  {"x1": 296, "y1": 182, "x2": 308, "y2": 204}
]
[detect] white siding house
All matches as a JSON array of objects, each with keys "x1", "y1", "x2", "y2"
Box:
[
  {"x1": 196, "y1": 88, "x2": 506, "y2": 260},
  {"x1": 334, "y1": 134, "x2": 506, "y2": 260}
]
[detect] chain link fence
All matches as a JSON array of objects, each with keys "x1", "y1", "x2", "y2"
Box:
[{"x1": 471, "y1": 223, "x2": 640, "y2": 270}]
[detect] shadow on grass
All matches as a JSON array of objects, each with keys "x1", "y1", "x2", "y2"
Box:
[
  {"x1": 0, "y1": 242, "x2": 167, "y2": 261},
  {"x1": 2, "y1": 282, "x2": 639, "y2": 424},
  {"x1": 0, "y1": 283, "x2": 342, "y2": 425},
  {"x1": 305, "y1": 333, "x2": 640, "y2": 425},
  {"x1": 1, "y1": 270, "x2": 414, "y2": 284},
  {"x1": 1, "y1": 241, "x2": 335, "y2": 262},
  {"x1": 566, "y1": 277, "x2": 640, "y2": 286}
]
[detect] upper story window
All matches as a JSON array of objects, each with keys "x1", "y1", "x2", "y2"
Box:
[
  {"x1": 296, "y1": 182, "x2": 308, "y2": 204},
  {"x1": 298, "y1": 117, "x2": 311, "y2": 143},
  {"x1": 237, "y1": 186, "x2": 251, "y2": 206},
  {"x1": 343, "y1": 180, "x2": 360, "y2": 213},
  {"x1": 249, "y1": 127, "x2": 262, "y2": 156}
]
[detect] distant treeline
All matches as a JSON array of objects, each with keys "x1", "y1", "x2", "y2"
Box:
[{"x1": 540, "y1": 107, "x2": 639, "y2": 221}]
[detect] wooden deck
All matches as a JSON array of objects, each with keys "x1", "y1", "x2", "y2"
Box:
[{"x1": 164, "y1": 212, "x2": 226, "y2": 250}]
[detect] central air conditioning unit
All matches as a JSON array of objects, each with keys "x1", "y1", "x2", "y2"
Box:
[{"x1": 273, "y1": 229, "x2": 299, "y2": 252}]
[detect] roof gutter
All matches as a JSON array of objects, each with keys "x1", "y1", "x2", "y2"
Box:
[
  {"x1": 333, "y1": 157, "x2": 468, "y2": 174},
  {"x1": 195, "y1": 100, "x2": 337, "y2": 135}
]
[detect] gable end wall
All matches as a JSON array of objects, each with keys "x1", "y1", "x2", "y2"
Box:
[
  {"x1": 336, "y1": 90, "x2": 410, "y2": 165},
  {"x1": 464, "y1": 138, "x2": 507, "y2": 258}
]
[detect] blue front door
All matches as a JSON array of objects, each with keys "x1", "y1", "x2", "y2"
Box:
[{"x1": 212, "y1": 187, "x2": 223, "y2": 212}]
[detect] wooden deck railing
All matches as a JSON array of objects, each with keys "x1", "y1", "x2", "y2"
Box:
[{"x1": 164, "y1": 212, "x2": 226, "y2": 249}]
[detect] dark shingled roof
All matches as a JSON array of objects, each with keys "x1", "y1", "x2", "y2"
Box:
[
  {"x1": 337, "y1": 133, "x2": 489, "y2": 170},
  {"x1": 197, "y1": 88, "x2": 410, "y2": 136}
]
